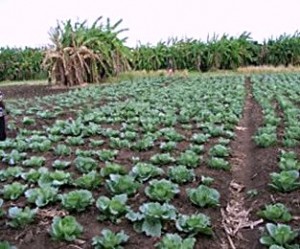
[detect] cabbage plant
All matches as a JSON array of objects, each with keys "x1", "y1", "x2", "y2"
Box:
[
  {"x1": 92, "y1": 229, "x2": 129, "y2": 249},
  {"x1": 155, "y1": 233, "x2": 195, "y2": 249},
  {"x1": 257, "y1": 203, "x2": 292, "y2": 222},
  {"x1": 260, "y1": 223, "x2": 298, "y2": 248},
  {"x1": 25, "y1": 187, "x2": 58, "y2": 207},
  {"x1": 168, "y1": 165, "x2": 195, "y2": 184},
  {"x1": 187, "y1": 185, "x2": 220, "y2": 208},
  {"x1": 8, "y1": 206, "x2": 37, "y2": 228},
  {"x1": 106, "y1": 174, "x2": 140, "y2": 196},
  {"x1": 96, "y1": 194, "x2": 129, "y2": 223},
  {"x1": 145, "y1": 179, "x2": 179, "y2": 202},
  {"x1": 50, "y1": 216, "x2": 83, "y2": 241},
  {"x1": 59, "y1": 190, "x2": 94, "y2": 212},
  {"x1": 176, "y1": 213, "x2": 212, "y2": 236},
  {"x1": 126, "y1": 202, "x2": 177, "y2": 237},
  {"x1": 130, "y1": 162, "x2": 164, "y2": 182}
]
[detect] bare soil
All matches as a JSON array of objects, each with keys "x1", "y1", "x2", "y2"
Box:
[
  {"x1": 1, "y1": 84, "x2": 70, "y2": 100},
  {"x1": 228, "y1": 77, "x2": 300, "y2": 248},
  {"x1": 0, "y1": 81, "x2": 299, "y2": 249},
  {"x1": 0, "y1": 84, "x2": 232, "y2": 249}
]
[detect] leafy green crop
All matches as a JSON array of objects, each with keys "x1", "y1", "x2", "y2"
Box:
[
  {"x1": 150, "y1": 153, "x2": 175, "y2": 165},
  {"x1": 0, "y1": 198, "x2": 5, "y2": 217},
  {"x1": 2, "y1": 150, "x2": 27, "y2": 165},
  {"x1": 160, "y1": 141, "x2": 177, "y2": 152},
  {"x1": 61, "y1": 120, "x2": 84, "y2": 136},
  {"x1": 269, "y1": 170, "x2": 300, "y2": 192},
  {"x1": 8, "y1": 206, "x2": 37, "y2": 228},
  {"x1": 54, "y1": 144, "x2": 72, "y2": 156},
  {"x1": 177, "y1": 150, "x2": 200, "y2": 168},
  {"x1": 0, "y1": 167, "x2": 23, "y2": 181},
  {"x1": 1, "y1": 182, "x2": 27, "y2": 200},
  {"x1": 66, "y1": 136, "x2": 84, "y2": 146},
  {"x1": 168, "y1": 165, "x2": 195, "y2": 184},
  {"x1": 100, "y1": 163, "x2": 127, "y2": 178},
  {"x1": 218, "y1": 137, "x2": 231, "y2": 145},
  {"x1": 52, "y1": 160, "x2": 71, "y2": 170},
  {"x1": 106, "y1": 174, "x2": 140, "y2": 196},
  {"x1": 201, "y1": 176, "x2": 214, "y2": 186},
  {"x1": 90, "y1": 139, "x2": 105, "y2": 147},
  {"x1": 74, "y1": 171, "x2": 102, "y2": 190},
  {"x1": 145, "y1": 179, "x2": 179, "y2": 202},
  {"x1": 74, "y1": 156, "x2": 98, "y2": 173},
  {"x1": 109, "y1": 137, "x2": 131, "y2": 149},
  {"x1": 209, "y1": 144, "x2": 230, "y2": 157},
  {"x1": 121, "y1": 131, "x2": 137, "y2": 141},
  {"x1": 22, "y1": 117, "x2": 35, "y2": 125},
  {"x1": 92, "y1": 229, "x2": 129, "y2": 249},
  {"x1": 260, "y1": 223, "x2": 298, "y2": 248},
  {"x1": 191, "y1": 133, "x2": 210, "y2": 144},
  {"x1": 279, "y1": 151, "x2": 300, "y2": 171},
  {"x1": 0, "y1": 240, "x2": 17, "y2": 249},
  {"x1": 257, "y1": 203, "x2": 292, "y2": 222},
  {"x1": 37, "y1": 110, "x2": 58, "y2": 119},
  {"x1": 206, "y1": 125, "x2": 226, "y2": 137},
  {"x1": 38, "y1": 170, "x2": 72, "y2": 187},
  {"x1": 75, "y1": 149, "x2": 95, "y2": 157},
  {"x1": 97, "y1": 149, "x2": 118, "y2": 162},
  {"x1": 187, "y1": 185, "x2": 220, "y2": 208},
  {"x1": 130, "y1": 162, "x2": 164, "y2": 182},
  {"x1": 162, "y1": 128, "x2": 184, "y2": 142},
  {"x1": 96, "y1": 194, "x2": 129, "y2": 223},
  {"x1": 126, "y1": 202, "x2": 177, "y2": 237},
  {"x1": 254, "y1": 128, "x2": 277, "y2": 147},
  {"x1": 155, "y1": 233, "x2": 196, "y2": 249},
  {"x1": 132, "y1": 138, "x2": 154, "y2": 151},
  {"x1": 29, "y1": 139, "x2": 52, "y2": 152},
  {"x1": 4, "y1": 167, "x2": 23, "y2": 178},
  {"x1": 0, "y1": 74, "x2": 255, "y2": 246},
  {"x1": 176, "y1": 213, "x2": 212, "y2": 236},
  {"x1": 50, "y1": 216, "x2": 83, "y2": 241},
  {"x1": 21, "y1": 167, "x2": 47, "y2": 183},
  {"x1": 13, "y1": 139, "x2": 28, "y2": 152},
  {"x1": 22, "y1": 156, "x2": 45, "y2": 167},
  {"x1": 60, "y1": 190, "x2": 94, "y2": 212},
  {"x1": 25, "y1": 187, "x2": 58, "y2": 207},
  {"x1": 188, "y1": 144, "x2": 204, "y2": 154},
  {"x1": 208, "y1": 157, "x2": 230, "y2": 170}
]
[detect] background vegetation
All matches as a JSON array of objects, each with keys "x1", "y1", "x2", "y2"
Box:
[{"x1": 1, "y1": 16, "x2": 300, "y2": 83}]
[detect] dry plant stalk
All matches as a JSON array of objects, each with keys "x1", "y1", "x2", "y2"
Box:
[{"x1": 221, "y1": 181, "x2": 263, "y2": 249}]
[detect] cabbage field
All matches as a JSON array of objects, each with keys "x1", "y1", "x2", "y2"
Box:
[{"x1": 0, "y1": 74, "x2": 300, "y2": 249}]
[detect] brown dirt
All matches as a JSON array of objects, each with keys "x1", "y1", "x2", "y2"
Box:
[
  {"x1": 0, "y1": 83, "x2": 233, "y2": 249},
  {"x1": 1, "y1": 79, "x2": 299, "y2": 249},
  {"x1": 225, "y1": 76, "x2": 266, "y2": 249},
  {"x1": 227, "y1": 77, "x2": 300, "y2": 248},
  {"x1": 0, "y1": 84, "x2": 71, "y2": 100}
]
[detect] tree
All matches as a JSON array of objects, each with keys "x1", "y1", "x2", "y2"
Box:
[{"x1": 43, "y1": 17, "x2": 131, "y2": 87}]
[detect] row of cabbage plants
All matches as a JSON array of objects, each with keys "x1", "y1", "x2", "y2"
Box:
[
  {"x1": 0, "y1": 75, "x2": 247, "y2": 248},
  {"x1": 252, "y1": 73, "x2": 300, "y2": 249}
]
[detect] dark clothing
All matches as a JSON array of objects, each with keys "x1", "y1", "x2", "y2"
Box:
[
  {"x1": 0, "y1": 100, "x2": 7, "y2": 141},
  {"x1": 0, "y1": 117, "x2": 6, "y2": 141}
]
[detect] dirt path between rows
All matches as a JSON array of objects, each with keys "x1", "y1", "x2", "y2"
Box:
[{"x1": 223, "y1": 77, "x2": 265, "y2": 249}]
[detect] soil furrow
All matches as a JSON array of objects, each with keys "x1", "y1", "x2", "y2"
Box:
[{"x1": 225, "y1": 76, "x2": 265, "y2": 249}]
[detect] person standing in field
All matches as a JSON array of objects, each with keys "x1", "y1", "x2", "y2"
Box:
[
  {"x1": 0, "y1": 91, "x2": 8, "y2": 141},
  {"x1": 167, "y1": 58, "x2": 175, "y2": 76}
]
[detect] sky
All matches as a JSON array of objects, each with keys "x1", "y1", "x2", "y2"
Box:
[{"x1": 0, "y1": 0, "x2": 299, "y2": 48}]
